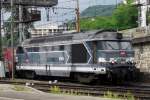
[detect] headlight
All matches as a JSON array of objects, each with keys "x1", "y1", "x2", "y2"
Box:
[
  {"x1": 126, "y1": 57, "x2": 135, "y2": 63},
  {"x1": 109, "y1": 58, "x2": 117, "y2": 64},
  {"x1": 98, "y1": 58, "x2": 106, "y2": 62},
  {"x1": 130, "y1": 57, "x2": 135, "y2": 63}
]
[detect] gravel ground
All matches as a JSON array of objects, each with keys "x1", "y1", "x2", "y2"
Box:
[{"x1": 0, "y1": 84, "x2": 121, "y2": 100}]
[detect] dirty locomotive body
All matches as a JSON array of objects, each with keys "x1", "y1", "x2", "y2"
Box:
[{"x1": 16, "y1": 30, "x2": 137, "y2": 83}]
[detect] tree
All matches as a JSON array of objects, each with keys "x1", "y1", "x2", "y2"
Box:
[
  {"x1": 3, "y1": 6, "x2": 20, "y2": 47},
  {"x1": 112, "y1": 3, "x2": 138, "y2": 30},
  {"x1": 80, "y1": 0, "x2": 138, "y2": 31},
  {"x1": 3, "y1": 6, "x2": 33, "y2": 47},
  {"x1": 125, "y1": 0, "x2": 134, "y2": 4}
]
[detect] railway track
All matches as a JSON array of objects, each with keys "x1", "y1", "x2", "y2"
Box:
[{"x1": 0, "y1": 79, "x2": 150, "y2": 100}]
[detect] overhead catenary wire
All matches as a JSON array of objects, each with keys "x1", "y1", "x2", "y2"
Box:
[
  {"x1": 40, "y1": 0, "x2": 77, "y2": 31},
  {"x1": 2, "y1": 0, "x2": 119, "y2": 35},
  {"x1": 39, "y1": 0, "x2": 115, "y2": 31}
]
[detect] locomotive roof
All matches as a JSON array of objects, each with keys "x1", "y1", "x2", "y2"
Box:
[{"x1": 22, "y1": 30, "x2": 130, "y2": 47}]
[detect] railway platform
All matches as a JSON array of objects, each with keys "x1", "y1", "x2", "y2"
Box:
[{"x1": 0, "y1": 84, "x2": 119, "y2": 100}]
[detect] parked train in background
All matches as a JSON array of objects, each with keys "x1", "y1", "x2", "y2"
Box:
[{"x1": 15, "y1": 30, "x2": 138, "y2": 83}]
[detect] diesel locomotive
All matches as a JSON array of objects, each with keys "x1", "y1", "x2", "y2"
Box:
[{"x1": 15, "y1": 30, "x2": 137, "y2": 83}]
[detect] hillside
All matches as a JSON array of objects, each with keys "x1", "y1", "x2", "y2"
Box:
[
  {"x1": 80, "y1": 4, "x2": 138, "y2": 31},
  {"x1": 81, "y1": 5, "x2": 116, "y2": 18}
]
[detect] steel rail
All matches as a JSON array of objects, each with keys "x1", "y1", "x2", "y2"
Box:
[{"x1": 0, "y1": 79, "x2": 150, "y2": 100}]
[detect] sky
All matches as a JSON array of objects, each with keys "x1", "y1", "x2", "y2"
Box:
[
  {"x1": 78, "y1": 0, "x2": 123, "y2": 11},
  {"x1": 56, "y1": 0, "x2": 123, "y2": 12},
  {"x1": 36, "y1": 0, "x2": 123, "y2": 26},
  {"x1": 2, "y1": 0, "x2": 123, "y2": 26}
]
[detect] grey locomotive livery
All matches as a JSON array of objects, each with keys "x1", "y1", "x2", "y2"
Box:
[{"x1": 16, "y1": 30, "x2": 137, "y2": 83}]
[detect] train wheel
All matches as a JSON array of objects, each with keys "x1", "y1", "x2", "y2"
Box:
[
  {"x1": 25, "y1": 71, "x2": 36, "y2": 79},
  {"x1": 107, "y1": 72, "x2": 118, "y2": 84},
  {"x1": 76, "y1": 74, "x2": 94, "y2": 83}
]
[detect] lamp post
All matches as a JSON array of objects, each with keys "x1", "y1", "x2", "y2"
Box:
[
  {"x1": 76, "y1": 0, "x2": 80, "y2": 32},
  {"x1": 0, "y1": 0, "x2": 2, "y2": 61},
  {"x1": 11, "y1": 0, "x2": 14, "y2": 80}
]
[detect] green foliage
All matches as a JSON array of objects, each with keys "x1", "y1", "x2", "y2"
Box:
[
  {"x1": 3, "y1": 16, "x2": 19, "y2": 47},
  {"x1": 126, "y1": 0, "x2": 134, "y2": 4},
  {"x1": 104, "y1": 91, "x2": 135, "y2": 100},
  {"x1": 50, "y1": 86, "x2": 61, "y2": 94},
  {"x1": 80, "y1": 16, "x2": 116, "y2": 30},
  {"x1": 146, "y1": 8, "x2": 150, "y2": 25},
  {"x1": 12, "y1": 85, "x2": 30, "y2": 91},
  {"x1": 112, "y1": 4, "x2": 138, "y2": 30},
  {"x1": 49, "y1": 86, "x2": 89, "y2": 96},
  {"x1": 3, "y1": 7, "x2": 33, "y2": 47},
  {"x1": 125, "y1": 92, "x2": 135, "y2": 100},
  {"x1": 104, "y1": 91, "x2": 120, "y2": 99},
  {"x1": 81, "y1": 5, "x2": 116, "y2": 18},
  {"x1": 80, "y1": 3, "x2": 138, "y2": 31},
  {"x1": 49, "y1": 86, "x2": 135, "y2": 100}
]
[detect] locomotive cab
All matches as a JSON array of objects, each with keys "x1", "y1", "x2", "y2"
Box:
[
  {"x1": 94, "y1": 33, "x2": 136, "y2": 81},
  {"x1": 96, "y1": 40, "x2": 134, "y2": 65}
]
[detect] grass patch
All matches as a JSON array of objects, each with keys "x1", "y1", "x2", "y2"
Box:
[
  {"x1": 49, "y1": 86, "x2": 85, "y2": 96},
  {"x1": 50, "y1": 86, "x2": 61, "y2": 94},
  {"x1": 104, "y1": 91, "x2": 120, "y2": 99},
  {"x1": 12, "y1": 85, "x2": 31, "y2": 92},
  {"x1": 49, "y1": 86, "x2": 136, "y2": 100},
  {"x1": 125, "y1": 92, "x2": 135, "y2": 100},
  {"x1": 104, "y1": 91, "x2": 135, "y2": 100}
]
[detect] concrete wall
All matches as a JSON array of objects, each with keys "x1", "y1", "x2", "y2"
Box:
[
  {"x1": 134, "y1": 43, "x2": 150, "y2": 73},
  {"x1": 121, "y1": 27, "x2": 150, "y2": 73}
]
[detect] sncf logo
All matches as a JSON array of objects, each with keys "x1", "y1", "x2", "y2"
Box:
[{"x1": 120, "y1": 51, "x2": 126, "y2": 56}]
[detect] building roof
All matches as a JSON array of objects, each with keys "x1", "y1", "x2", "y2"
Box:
[
  {"x1": 33, "y1": 23, "x2": 66, "y2": 30},
  {"x1": 34, "y1": 24, "x2": 59, "y2": 29},
  {"x1": 2, "y1": 0, "x2": 58, "y2": 7}
]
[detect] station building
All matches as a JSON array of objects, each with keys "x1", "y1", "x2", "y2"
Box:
[{"x1": 29, "y1": 23, "x2": 68, "y2": 38}]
